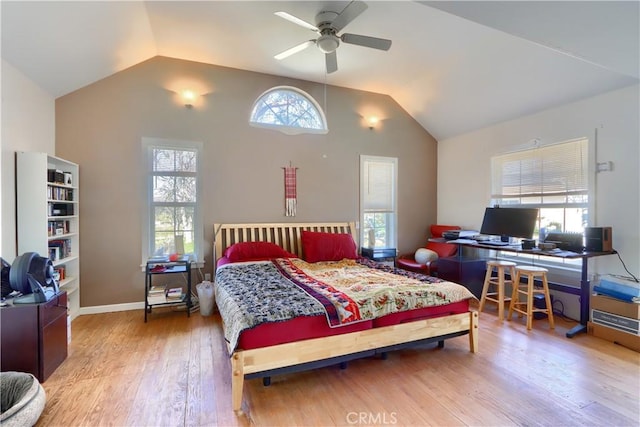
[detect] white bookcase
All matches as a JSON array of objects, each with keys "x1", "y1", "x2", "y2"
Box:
[{"x1": 16, "y1": 152, "x2": 80, "y2": 320}]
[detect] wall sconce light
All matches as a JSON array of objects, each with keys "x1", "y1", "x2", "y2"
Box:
[
  {"x1": 181, "y1": 90, "x2": 197, "y2": 108},
  {"x1": 367, "y1": 116, "x2": 379, "y2": 130}
]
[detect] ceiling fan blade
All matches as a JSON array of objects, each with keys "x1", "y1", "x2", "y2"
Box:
[
  {"x1": 331, "y1": 0, "x2": 368, "y2": 32},
  {"x1": 274, "y1": 11, "x2": 318, "y2": 32},
  {"x1": 326, "y1": 51, "x2": 338, "y2": 74},
  {"x1": 274, "y1": 40, "x2": 315, "y2": 60},
  {"x1": 341, "y1": 33, "x2": 392, "y2": 51}
]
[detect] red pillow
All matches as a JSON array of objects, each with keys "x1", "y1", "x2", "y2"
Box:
[
  {"x1": 301, "y1": 231, "x2": 358, "y2": 263},
  {"x1": 223, "y1": 241, "x2": 296, "y2": 262}
]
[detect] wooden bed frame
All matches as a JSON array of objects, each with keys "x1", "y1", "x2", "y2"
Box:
[{"x1": 213, "y1": 222, "x2": 478, "y2": 414}]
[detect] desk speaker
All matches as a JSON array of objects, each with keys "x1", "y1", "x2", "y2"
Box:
[{"x1": 584, "y1": 227, "x2": 612, "y2": 252}]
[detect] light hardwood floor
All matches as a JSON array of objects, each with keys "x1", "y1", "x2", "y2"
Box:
[{"x1": 37, "y1": 305, "x2": 639, "y2": 426}]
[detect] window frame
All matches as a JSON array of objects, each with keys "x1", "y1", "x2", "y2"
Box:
[
  {"x1": 141, "y1": 137, "x2": 204, "y2": 266},
  {"x1": 360, "y1": 155, "x2": 398, "y2": 250},
  {"x1": 249, "y1": 86, "x2": 328, "y2": 135},
  {"x1": 489, "y1": 138, "x2": 590, "y2": 272}
]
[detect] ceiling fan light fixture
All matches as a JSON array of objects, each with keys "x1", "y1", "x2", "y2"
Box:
[
  {"x1": 274, "y1": 2, "x2": 391, "y2": 73},
  {"x1": 316, "y1": 34, "x2": 339, "y2": 54}
]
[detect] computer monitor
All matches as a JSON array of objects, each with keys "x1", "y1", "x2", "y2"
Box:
[{"x1": 480, "y1": 207, "x2": 539, "y2": 241}]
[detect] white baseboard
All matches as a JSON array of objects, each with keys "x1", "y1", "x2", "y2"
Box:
[{"x1": 79, "y1": 301, "x2": 144, "y2": 316}]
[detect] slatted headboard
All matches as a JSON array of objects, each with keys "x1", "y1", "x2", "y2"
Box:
[{"x1": 213, "y1": 221, "x2": 358, "y2": 262}]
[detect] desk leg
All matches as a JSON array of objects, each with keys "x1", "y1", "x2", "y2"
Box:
[
  {"x1": 186, "y1": 262, "x2": 192, "y2": 318},
  {"x1": 144, "y1": 268, "x2": 149, "y2": 323},
  {"x1": 566, "y1": 258, "x2": 590, "y2": 338}
]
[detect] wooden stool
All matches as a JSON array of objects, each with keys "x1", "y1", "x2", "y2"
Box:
[
  {"x1": 508, "y1": 266, "x2": 555, "y2": 330},
  {"x1": 479, "y1": 260, "x2": 516, "y2": 321}
]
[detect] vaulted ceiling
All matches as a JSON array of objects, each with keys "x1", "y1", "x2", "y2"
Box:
[{"x1": 2, "y1": 1, "x2": 638, "y2": 140}]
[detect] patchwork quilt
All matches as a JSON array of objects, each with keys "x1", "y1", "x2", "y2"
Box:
[{"x1": 215, "y1": 258, "x2": 475, "y2": 353}]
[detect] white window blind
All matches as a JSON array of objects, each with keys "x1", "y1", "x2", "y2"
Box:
[
  {"x1": 491, "y1": 138, "x2": 588, "y2": 207},
  {"x1": 363, "y1": 160, "x2": 394, "y2": 212},
  {"x1": 360, "y1": 155, "x2": 397, "y2": 249}
]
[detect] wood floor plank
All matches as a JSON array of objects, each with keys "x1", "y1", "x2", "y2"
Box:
[{"x1": 36, "y1": 308, "x2": 639, "y2": 426}]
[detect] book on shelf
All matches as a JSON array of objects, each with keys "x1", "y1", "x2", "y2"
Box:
[
  {"x1": 53, "y1": 266, "x2": 66, "y2": 281},
  {"x1": 47, "y1": 185, "x2": 74, "y2": 201},
  {"x1": 148, "y1": 285, "x2": 165, "y2": 294},
  {"x1": 147, "y1": 284, "x2": 169, "y2": 305},
  {"x1": 166, "y1": 287, "x2": 183, "y2": 300},
  {"x1": 48, "y1": 238, "x2": 71, "y2": 261},
  {"x1": 147, "y1": 294, "x2": 167, "y2": 305},
  {"x1": 47, "y1": 169, "x2": 65, "y2": 184},
  {"x1": 48, "y1": 220, "x2": 70, "y2": 236}
]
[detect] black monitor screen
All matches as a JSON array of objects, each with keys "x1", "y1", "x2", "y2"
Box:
[{"x1": 480, "y1": 207, "x2": 539, "y2": 239}]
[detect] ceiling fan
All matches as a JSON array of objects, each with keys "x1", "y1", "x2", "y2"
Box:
[{"x1": 274, "y1": 0, "x2": 392, "y2": 74}]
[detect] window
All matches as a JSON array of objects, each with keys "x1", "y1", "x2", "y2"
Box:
[
  {"x1": 490, "y1": 138, "x2": 589, "y2": 241},
  {"x1": 249, "y1": 86, "x2": 328, "y2": 135},
  {"x1": 142, "y1": 138, "x2": 203, "y2": 264},
  {"x1": 360, "y1": 155, "x2": 397, "y2": 249}
]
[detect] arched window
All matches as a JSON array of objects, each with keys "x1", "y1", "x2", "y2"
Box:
[{"x1": 250, "y1": 86, "x2": 328, "y2": 135}]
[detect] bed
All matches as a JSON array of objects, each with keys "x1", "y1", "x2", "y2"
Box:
[{"x1": 213, "y1": 221, "x2": 478, "y2": 413}]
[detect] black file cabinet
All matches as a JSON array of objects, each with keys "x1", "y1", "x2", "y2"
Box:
[
  {"x1": 1, "y1": 291, "x2": 68, "y2": 382},
  {"x1": 437, "y1": 257, "x2": 486, "y2": 298}
]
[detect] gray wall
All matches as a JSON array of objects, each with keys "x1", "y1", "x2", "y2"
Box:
[{"x1": 55, "y1": 56, "x2": 438, "y2": 308}]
